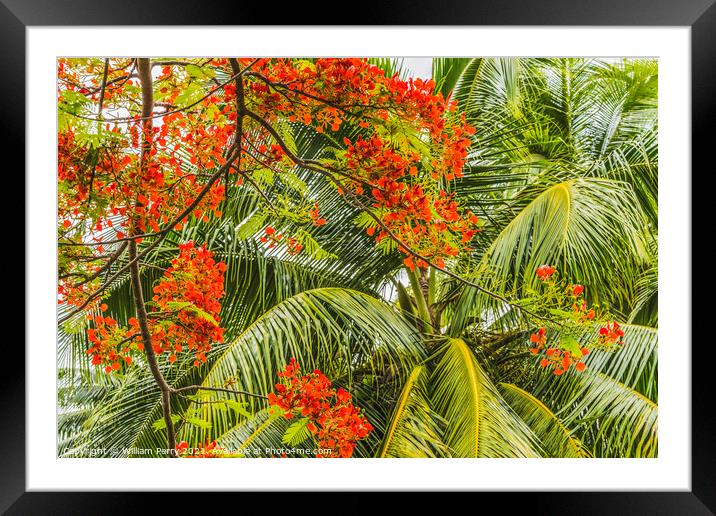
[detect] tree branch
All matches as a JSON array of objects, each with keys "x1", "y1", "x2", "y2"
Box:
[
  {"x1": 172, "y1": 384, "x2": 268, "y2": 400},
  {"x1": 97, "y1": 59, "x2": 109, "y2": 118},
  {"x1": 65, "y1": 241, "x2": 128, "y2": 288},
  {"x1": 57, "y1": 144, "x2": 241, "y2": 324},
  {"x1": 132, "y1": 57, "x2": 177, "y2": 457},
  {"x1": 63, "y1": 60, "x2": 259, "y2": 125},
  {"x1": 228, "y1": 58, "x2": 245, "y2": 187}
]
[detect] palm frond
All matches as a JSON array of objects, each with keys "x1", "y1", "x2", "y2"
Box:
[
  {"x1": 479, "y1": 177, "x2": 649, "y2": 309},
  {"x1": 499, "y1": 382, "x2": 590, "y2": 457},
  {"x1": 378, "y1": 365, "x2": 448, "y2": 458},
  {"x1": 430, "y1": 338, "x2": 542, "y2": 457},
  {"x1": 529, "y1": 324, "x2": 658, "y2": 457},
  {"x1": 217, "y1": 408, "x2": 294, "y2": 457},
  {"x1": 179, "y1": 288, "x2": 425, "y2": 445}
]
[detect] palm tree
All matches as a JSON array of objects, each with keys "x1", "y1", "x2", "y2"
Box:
[{"x1": 58, "y1": 57, "x2": 657, "y2": 458}]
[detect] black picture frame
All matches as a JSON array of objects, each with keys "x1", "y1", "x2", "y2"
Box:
[{"x1": 6, "y1": 1, "x2": 711, "y2": 513}]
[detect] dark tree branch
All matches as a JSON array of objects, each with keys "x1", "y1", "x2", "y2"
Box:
[
  {"x1": 228, "y1": 58, "x2": 246, "y2": 187},
  {"x1": 133, "y1": 57, "x2": 178, "y2": 457},
  {"x1": 97, "y1": 59, "x2": 109, "y2": 118},
  {"x1": 66, "y1": 241, "x2": 128, "y2": 288}
]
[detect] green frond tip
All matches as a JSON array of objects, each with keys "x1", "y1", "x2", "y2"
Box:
[
  {"x1": 499, "y1": 383, "x2": 590, "y2": 457},
  {"x1": 431, "y1": 338, "x2": 542, "y2": 458},
  {"x1": 379, "y1": 365, "x2": 449, "y2": 458}
]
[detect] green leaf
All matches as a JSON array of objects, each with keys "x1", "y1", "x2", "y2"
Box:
[
  {"x1": 275, "y1": 120, "x2": 299, "y2": 156},
  {"x1": 281, "y1": 417, "x2": 313, "y2": 446},
  {"x1": 225, "y1": 399, "x2": 253, "y2": 418},
  {"x1": 165, "y1": 301, "x2": 219, "y2": 327},
  {"x1": 431, "y1": 338, "x2": 542, "y2": 457},
  {"x1": 185, "y1": 64, "x2": 209, "y2": 79},
  {"x1": 152, "y1": 415, "x2": 181, "y2": 432},
  {"x1": 560, "y1": 335, "x2": 583, "y2": 357},
  {"x1": 165, "y1": 301, "x2": 193, "y2": 311},
  {"x1": 279, "y1": 172, "x2": 308, "y2": 195},
  {"x1": 295, "y1": 229, "x2": 337, "y2": 261},
  {"x1": 174, "y1": 82, "x2": 203, "y2": 107},
  {"x1": 379, "y1": 365, "x2": 448, "y2": 457},
  {"x1": 236, "y1": 210, "x2": 269, "y2": 240},
  {"x1": 253, "y1": 168, "x2": 275, "y2": 187},
  {"x1": 184, "y1": 417, "x2": 212, "y2": 430}
]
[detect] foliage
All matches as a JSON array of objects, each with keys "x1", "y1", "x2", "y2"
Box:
[{"x1": 57, "y1": 57, "x2": 658, "y2": 459}]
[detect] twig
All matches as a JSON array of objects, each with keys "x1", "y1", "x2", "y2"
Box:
[
  {"x1": 62, "y1": 60, "x2": 259, "y2": 125},
  {"x1": 172, "y1": 384, "x2": 268, "y2": 400},
  {"x1": 97, "y1": 59, "x2": 109, "y2": 118}
]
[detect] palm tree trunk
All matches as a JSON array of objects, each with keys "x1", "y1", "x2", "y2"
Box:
[{"x1": 407, "y1": 267, "x2": 434, "y2": 333}]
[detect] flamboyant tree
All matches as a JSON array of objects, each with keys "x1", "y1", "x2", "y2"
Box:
[{"x1": 58, "y1": 57, "x2": 627, "y2": 457}]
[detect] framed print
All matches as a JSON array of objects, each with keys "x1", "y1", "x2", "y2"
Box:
[{"x1": 8, "y1": 0, "x2": 712, "y2": 513}]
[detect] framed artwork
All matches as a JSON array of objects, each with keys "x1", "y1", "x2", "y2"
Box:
[{"x1": 9, "y1": 0, "x2": 711, "y2": 512}]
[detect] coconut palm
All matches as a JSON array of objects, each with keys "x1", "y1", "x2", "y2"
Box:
[{"x1": 58, "y1": 57, "x2": 657, "y2": 458}]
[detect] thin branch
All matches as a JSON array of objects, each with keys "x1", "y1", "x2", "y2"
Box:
[
  {"x1": 146, "y1": 310, "x2": 181, "y2": 318},
  {"x1": 97, "y1": 59, "x2": 109, "y2": 118},
  {"x1": 62, "y1": 60, "x2": 259, "y2": 125},
  {"x1": 243, "y1": 71, "x2": 385, "y2": 117},
  {"x1": 57, "y1": 145, "x2": 241, "y2": 324},
  {"x1": 115, "y1": 332, "x2": 141, "y2": 347},
  {"x1": 237, "y1": 168, "x2": 277, "y2": 212},
  {"x1": 67, "y1": 241, "x2": 128, "y2": 288},
  {"x1": 172, "y1": 384, "x2": 268, "y2": 400}
]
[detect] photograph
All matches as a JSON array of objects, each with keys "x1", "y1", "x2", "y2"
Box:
[{"x1": 56, "y1": 56, "x2": 658, "y2": 460}]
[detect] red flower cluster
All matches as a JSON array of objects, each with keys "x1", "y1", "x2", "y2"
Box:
[
  {"x1": 255, "y1": 143, "x2": 287, "y2": 165},
  {"x1": 528, "y1": 327, "x2": 547, "y2": 353},
  {"x1": 529, "y1": 326, "x2": 589, "y2": 376},
  {"x1": 85, "y1": 308, "x2": 138, "y2": 373},
  {"x1": 259, "y1": 226, "x2": 283, "y2": 249},
  {"x1": 536, "y1": 264, "x2": 556, "y2": 281},
  {"x1": 597, "y1": 322, "x2": 625, "y2": 348},
  {"x1": 260, "y1": 226, "x2": 307, "y2": 256},
  {"x1": 286, "y1": 237, "x2": 303, "y2": 255},
  {"x1": 342, "y1": 134, "x2": 480, "y2": 271},
  {"x1": 569, "y1": 284, "x2": 584, "y2": 296},
  {"x1": 564, "y1": 283, "x2": 596, "y2": 323},
  {"x1": 58, "y1": 58, "x2": 482, "y2": 311},
  {"x1": 268, "y1": 359, "x2": 373, "y2": 458},
  {"x1": 84, "y1": 242, "x2": 226, "y2": 373},
  {"x1": 246, "y1": 58, "x2": 456, "y2": 138},
  {"x1": 572, "y1": 299, "x2": 596, "y2": 323},
  {"x1": 527, "y1": 267, "x2": 629, "y2": 376},
  {"x1": 308, "y1": 203, "x2": 327, "y2": 227},
  {"x1": 58, "y1": 256, "x2": 102, "y2": 309},
  {"x1": 58, "y1": 121, "x2": 226, "y2": 249},
  {"x1": 58, "y1": 60, "x2": 231, "y2": 310},
  {"x1": 150, "y1": 242, "x2": 226, "y2": 365},
  {"x1": 539, "y1": 347, "x2": 588, "y2": 375},
  {"x1": 235, "y1": 58, "x2": 480, "y2": 271}
]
